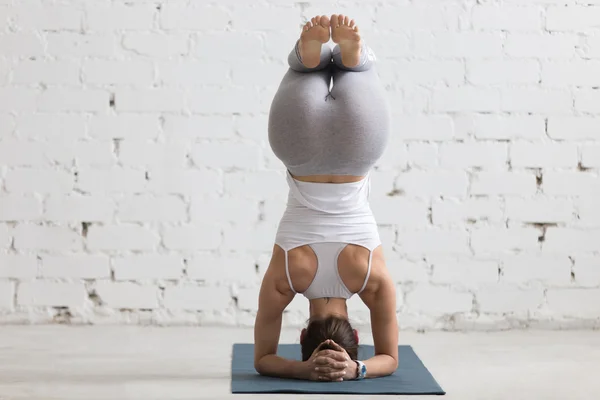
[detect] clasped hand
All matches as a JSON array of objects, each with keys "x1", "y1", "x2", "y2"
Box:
[{"x1": 304, "y1": 339, "x2": 357, "y2": 382}]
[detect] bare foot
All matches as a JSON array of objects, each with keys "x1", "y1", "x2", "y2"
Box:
[
  {"x1": 299, "y1": 15, "x2": 330, "y2": 68},
  {"x1": 331, "y1": 14, "x2": 361, "y2": 68}
]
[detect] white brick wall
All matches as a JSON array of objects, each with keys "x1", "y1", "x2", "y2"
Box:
[{"x1": 0, "y1": 0, "x2": 599, "y2": 330}]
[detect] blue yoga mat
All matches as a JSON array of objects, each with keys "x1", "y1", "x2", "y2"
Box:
[{"x1": 231, "y1": 343, "x2": 445, "y2": 395}]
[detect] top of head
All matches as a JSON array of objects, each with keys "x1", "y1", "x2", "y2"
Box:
[{"x1": 300, "y1": 315, "x2": 359, "y2": 361}]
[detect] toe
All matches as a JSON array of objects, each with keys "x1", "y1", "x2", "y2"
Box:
[
  {"x1": 337, "y1": 14, "x2": 344, "y2": 26},
  {"x1": 344, "y1": 15, "x2": 349, "y2": 25},
  {"x1": 320, "y1": 14, "x2": 330, "y2": 28},
  {"x1": 349, "y1": 19, "x2": 355, "y2": 28},
  {"x1": 330, "y1": 14, "x2": 338, "y2": 26}
]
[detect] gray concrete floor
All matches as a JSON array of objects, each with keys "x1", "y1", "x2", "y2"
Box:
[{"x1": 0, "y1": 326, "x2": 598, "y2": 400}]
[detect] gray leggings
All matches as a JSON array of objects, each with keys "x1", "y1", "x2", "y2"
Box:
[{"x1": 267, "y1": 40, "x2": 391, "y2": 177}]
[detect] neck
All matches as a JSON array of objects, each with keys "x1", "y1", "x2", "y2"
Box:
[{"x1": 309, "y1": 298, "x2": 348, "y2": 320}]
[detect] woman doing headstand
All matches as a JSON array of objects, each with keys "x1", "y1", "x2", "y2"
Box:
[{"x1": 254, "y1": 14, "x2": 397, "y2": 382}]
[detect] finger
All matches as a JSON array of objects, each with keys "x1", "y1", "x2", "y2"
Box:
[
  {"x1": 317, "y1": 350, "x2": 349, "y2": 362},
  {"x1": 315, "y1": 363, "x2": 347, "y2": 373},
  {"x1": 310, "y1": 340, "x2": 330, "y2": 358}
]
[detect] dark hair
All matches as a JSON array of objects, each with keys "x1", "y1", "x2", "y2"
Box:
[{"x1": 300, "y1": 315, "x2": 358, "y2": 361}]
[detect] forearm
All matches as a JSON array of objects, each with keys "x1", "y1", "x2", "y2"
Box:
[
  {"x1": 361, "y1": 354, "x2": 398, "y2": 379},
  {"x1": 255, "y1": 354, "x2": 308, "y2": 380}
]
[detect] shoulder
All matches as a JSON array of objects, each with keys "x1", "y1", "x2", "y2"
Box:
[{"x1": 359, "y1": 246, "x2": 396, "y2": 308}]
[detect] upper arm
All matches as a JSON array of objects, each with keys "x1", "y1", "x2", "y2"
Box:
[
  {"x1": 253, "y1": 260, "x2": 295, "y2": 368},
  {"x1": 360, "y1": 266, "x2": 399, "y2": 364}
]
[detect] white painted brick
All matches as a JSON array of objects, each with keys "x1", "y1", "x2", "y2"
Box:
[
  {"x1": 501, "y1": 89, "x2": 572, "y2": 113},
  {"x1": 235, "y1": 286, "x2": 259, "y2": 312},
  {"x1": 467, "y1": 60, "x2": 540, "y2": 85},
  {"x1": 117, "y1": 196, "x2": 187, "y2": 222},
  {"x1": 505, "y1": 33, "x2": 577, "y2": 58},
  {"x1": 432, "y1": 198, "x2": 504, "y2": 225},
  {"x1": 575, "y1": 90, "x2": 600, "y2": 113},
  {"x1": 510, "y1": 142, "x2": 578, "y2": 168},
  {"x1": 374, "y1": 140, "x2": 409, "y2": 171},
  {"x1": 0, "y1": 195, "x2": 42, "y2": 221},
  {"x1": 223, "y1": 171, "x2": 286, "y2": 199},
  {"x1": 439, "y1": 142, "x2": 508, "y2": 169},
  {"x1": 472, "y1": 5, "x2": 542, "y2": 30},
  {"x1": 506, "y1": 197, "x2": 574, "y2": 223},
  {"x1": 119, "y1": 140, "x2": 188, "y2": 168},
  {"x1": 367, "y1": 32, "x2": 411, "y2": 59},
  {"x1": 113, "y1": 255, "x2": 184, "y2": 280},
  {"x1": 396, "y1": 171, "x2": 468, "y2": 196},
  {"x1": 573, "y1": 256, "x2": 600, "y2": 287},
  {"x1": 393, "y1": 60, "x2": 464, "y2": 86},
  {"x1": 17, "y1": 114, "x2": 86, "y2": 140},
  {"x1": 577, "y1": 197, "x2": 600, "y2": 227},
  {"x1": 187, "y1": 253, "x2": 257, "y2": 283},
  {"x1": 158, "y1": 61, "x2": 230, "y2": 86},
  {"x1": 115, "y1": 89, "x2": 184, "y2": 112},
  {"x1": 0, "y1": 281, "x2": 13, "y2": 310},
  {"x1": 370, "y1": 198, "x2": 429, "y2": 226},
  {"x1": 38, "y1": 89, "x2": 108, "y2": 112},
  {"x1": 88, "y1": 115, "x2": 160, "y2": 140},
  {"x1": 0, "y1": 58, "x2": 8, "y2": 85},
  {"x1": 0, "y1": 114, "x2": 14, "y2": 135},
  {"x1": 406, "y1": 286, "x2": 472, "y2": 315},
  {"x1": 87, "y1": 226, "x2": 159, "y2": 251},
  {"x1": 231, "y1": 61, "x2": 286, "y2": 86},
  {"x1": 221, "y1": 223, "x2": 276, "y2": 252},
  {"x1": 0, "y1": 33, "x2": 44, "y2": 56},
  {"x1": 190, "y1": 196, "x2": 258, "y2": 225},
  {"x1": 162, "y1": 225, "x2": 221, "y2": 251},
  {"x1": 544, "y1": 228, "x2": 600, "y2": 252},
  {"x1": 191, "y1": 141, "x2": 261, "y2": 169},
  {"x1": 471, "y1": 172, "x2": 537, "y2": 196},
  {"x1": 431, "y1": 258, "x2": 498, "y2": 287},
  {"x1": 12, "y1": 5, "x2": 82, "y2": 30},
  {"x1": 379, "y1": 253, "x2": 430, "y2": 283},
  {"x1": 77, "y1": 169, "x2": 146, "y2": 194},
  {"x1": 547, "y1": 117, "x2": 600, "y2": 140},
  {"x1": 502, "y1": 255, "x2": 572, "y2": 285},
  {"x1": 406, "y1": 143, "x2": 438, "y2": 168},
  {"x1": 586, "y1": 36, "x2": 600, "y2": 58},
  {"x1": 45, "y1": 141, "x2": 116, "y2": 168},
  {"x1": 13, "y1": 225, "x2": 82, "y2": 251},
  {"x1": 165, "y1": 115, "x2": 236, "y2": 140},
  {"x1": 378, "y1": 5, "x2": 458, "y2": 30},
  {"x1": 471, "y1": 228, "x2": 540, "y2": 253},
  {"x1": 415, "y1": 32, "x2": 503, "y2": 57},
  {"x1": 188, "y1": 87, "x2": 262, "y2": 114},
  {"x1": 544, "y1": 172, "x2": 600, "y2": 196},
  {"x1": 5, "y1": 169, "x2": 74, "y2": 194},
  {"x1": 396, "y1": 230, "x2": 470, "y2": 255},
  {"x1": 546, "y1": 6, "x2": 600, "y2": 31},
  {"x1": 83, "y1": 60, "x2": 154, "y2": 85},
  {"x1": 160, "y1": 5, "x2": 229, "y2": 30},
  {"x1": 95, "y1": 282, "x2": 159, "y2": 309},
  {"x1": 231, "y1": 5, "x2": 298, "y2": 30},
  {"x1": 433, "y1": 87, "x2": 500, "y2": 113},
  {"x1": 17, "y1": 282, "x2": 86, "y2": 308},
  {"x1": 542, "y1": 61, "x2": 600, "y2": 87},
  {"x1": 194, "y1": 33, "x2": 263, "y2": 60},
  {"x1": 41, "y1": 255, "x2": 110, "y2": 279},
  {"x1": 0, "y1": 140, "x2": 46, "y2": 166},
  {"x1": 86, "y1": 4, "x2": 155, "y2": 30},
  {"x1": 477, "y1": 285, "x2": 544, "y2": 313},
  {"x1": 122, "y1": 33, "x2": 189, "y2": 58},
  {"x1": 0, "y1": 255, "x2": 37, "y2": 278},
  {"x1": 164, "y1": 285, "x2": 231, "y2": 311},
  {"x1": 0, "y1": 224, "x2": 9, "y2": 249},
  {"x1": 13, "y1": 60, "x2": 80, "y2": 85},
  {"x1": 45, "y1": 195, "x2": 113, "y2": 222},
  {"x1": 0, "y1": 88, "x2": 37, "y2": 111},
  {"x1": 547, "y1": 289, "x2": 600, "y2": 318},
  {"x1": 474, "y1": 115, "x2": 546, "y2": 140},
  {"x1": 393, "y1": 116, "x2": 454, "y2": 141},
  {"x1": 46, "y1": 32, "x2": 116, "y2": 57},
  {"x1": 146, "y1": 168, "x2": 222, "y2": 196},
  {"x1": 260, "y1": 198, "x2": 286, "y2": 224}
]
